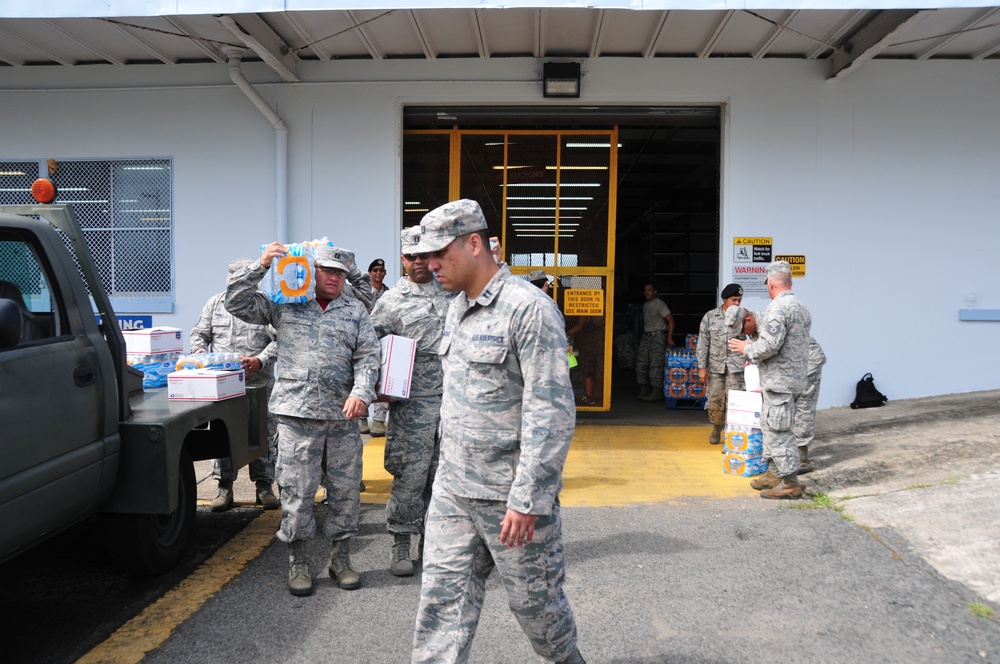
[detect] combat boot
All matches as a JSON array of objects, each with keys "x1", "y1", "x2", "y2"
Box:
[
  {"x1": 760, "y1": 475, "x2": 805, "y2": 500},
  {"x1": 255, "y1": 481, "x2": 280, "y2": 510},
  {"x1": 557, "y1": 647, "x2": 587, "y2": 664},
  {"x1": 287, "y1": 540, "x2": 313, "y2": 596},
  {"x1": 640, "y1": 386, "x2": 662, "y2": 402},
  {"x1": 369, "y1": 419, "x2": 387, "y2": 437},
  {"x1": 749, "y1": 470, "x2": 781, "y2": 491},
  {"x1": 389, "y1": 533, "x2": 415, "y2": 577},
  {"x1": 709, "y1": 424, "x2": 724, "y2": 445},
  {"x1": 635, "y1": 385, "x2": 650, "y2": 401},
  {"x1": 210, "y1": 481, "x2": 234, "y2": 512},
  {"x1": 798, "y1": 446, "x2": 814, "y2": 474},
  {"x1": 328, "y1": 538, "x2": 362, "y2": 590},
  {"x1": 358, "y1": 418, "x2": 370, "y2": 435}
]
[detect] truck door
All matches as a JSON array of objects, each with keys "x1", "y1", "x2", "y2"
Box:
[{"x1": 0, "y1": 228, "x2": 109, "y2": 560}]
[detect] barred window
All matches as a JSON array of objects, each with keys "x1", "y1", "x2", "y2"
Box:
[{"x1": 0, "y1": 159, "x2": 173, "y2": 312}]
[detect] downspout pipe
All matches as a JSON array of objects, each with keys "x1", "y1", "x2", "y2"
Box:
[{"x1": 224, "y1": 47, "x2": 289, "y2": 244}]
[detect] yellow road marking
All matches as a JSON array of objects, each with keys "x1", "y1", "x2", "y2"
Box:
[
  {"x1": 363, "y1": 425, "x2": 757, "y2": 507},
  {"x1": 77, "y1": 509, "x2": 281, "y2": 664}
]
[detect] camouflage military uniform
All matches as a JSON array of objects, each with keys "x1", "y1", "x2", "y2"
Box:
[
  {"x1": 795, "y1": 337, "x2": 826, "y2": 449},
  {"x1": 369, "y1": 281, "x2": 392, "y2": 427},
  {"x1": 190, "y1": 292, "x2": 277, "y2": 484},
  {"x1": 743, "y1": 291, "x2": 811, "y2": 477},
  {"x1": 696, "y1": 305, "x2": 747, "y2": 426},
  {"x1": 370, "y1": 276, "x2": 454, "y2": 535},
  {"x1": 412, "y1": 265, "x2": 579, "y2": 663},
  {"x1": 636, "y1": 296, "x2": 671, "y2": 392},
  {"x1": 226, "y1": 261, "x2": 380, "y2": 543}
]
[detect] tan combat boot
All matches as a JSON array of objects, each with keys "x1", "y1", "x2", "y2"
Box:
[
  {"x1": 210, "y1": 481, "x2": 234, "y2": 512},
  {"x1": 328, "y1": 538, "x2": 362, "y2": 590},
  {"x1": 709, "y1": 424, "x2": 723, "y2": 445},
  {"x1": 750, "y1": 470, "x2": 781, "y2": 491},
  {"x1": 798, "y1": 446, "x2": 814, "y2": 474},
  {"x1": 389, "y1": 533, "x2": 415, "y2": 577},
  {"x1": 255, "y1": 481, "x2": 280, "y2": 510},
  {"x1": 287, "y1": 540, "x2": 313, "y2": 596},
  {"x1": 358, "y1": 418, "x2": 370, "y2": 435},
  {"x1": 760, "y1": 475, "x2": 805, "y2": 500}
]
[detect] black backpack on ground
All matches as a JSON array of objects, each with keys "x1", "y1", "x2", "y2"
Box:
[{"x1": 850, "y1": 372, "x2": 888, "y2": 409}]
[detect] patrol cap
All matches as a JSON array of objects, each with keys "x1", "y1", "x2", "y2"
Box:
[
  {"x1": 766, "y1": 260, "x2": 792, "y2": 278},
  {"x1": 411, "y1": 199, "x2": 488, "y2": 254},
  {"x1": 400, "y1": 226, "x2": 420, "y2": 254},
  {"x1": 228, "y1": 258, "x2": 253, "y2": 275},
  {"x1": 315, "y1": 245, "x2": 353, "y2": 272},
  {"x1": 368, "y1": 258, "x2": 385, "y2": 272},
  {"x1": 527, "y1": 269, "x2": 549, "y2": 285},
  {"x1": 720, "y1": 283, "x2": 743, "y2": 299}
]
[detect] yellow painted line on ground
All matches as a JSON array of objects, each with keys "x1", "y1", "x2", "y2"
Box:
[
  {"x1": 361, "y1": 424, "x2": 757, "y2": 508},
  {"x1": 77, "y1": 509, "x2": 281, "y2": 664}
]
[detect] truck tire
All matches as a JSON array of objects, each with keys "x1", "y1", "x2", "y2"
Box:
[{"x1": 102, "y1": 447, "x2": 196, "y2": 575}]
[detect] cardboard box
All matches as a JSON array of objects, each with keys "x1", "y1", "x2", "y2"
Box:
[
  {"x1": 123, "y1": 326, "x2": 183, "y2": 354},
  {"x1": 167, "y1": 369, "x2": 245, "y2": 401},
  {"x1": 378, "y1": 335, "x2": 416, "y2": 399},
  {"x1": 726, "y1": 389, "x2": 762, "y2": 428}
]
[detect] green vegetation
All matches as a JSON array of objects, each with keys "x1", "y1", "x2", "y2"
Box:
[{"x1": 969, "y1": 602, "x2": 996, "y2": 620}]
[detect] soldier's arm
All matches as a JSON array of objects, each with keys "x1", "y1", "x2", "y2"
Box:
[
  {"x1": 348, "y1": 309, "x2": 381, "y2": 406},
  {"x1": 225, "y1": 259, "x2": 278, "y2": 327},
  {"x1": 347, "y1": 266, "x2": 376, "y2": 312},
  {"x1": 189, "y1": 295, "x2": 218, "y2": 354},
  {"x1": 507, "y1": 296, "x2": 575, "y2": 516},
  {"x1": 256, "y1": 326, "x2": 278, "y2": 370}
]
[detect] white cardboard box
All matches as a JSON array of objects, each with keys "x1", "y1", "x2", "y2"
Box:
[
  {"x1": 726, "y1": 389, "x2": 762, "y2": 428},
  {"x1": 123, "y1": 326, "x2": 183, "y2": 354},
  {"x1": 167, "y1": 369, "x2": 245, "y2": 401},
  {"x1": 378, "y1": 334, "x2": 416, "y2": 399}
]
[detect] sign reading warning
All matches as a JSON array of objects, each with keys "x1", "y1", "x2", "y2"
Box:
[
  {"x1": 733, "y1": 237, "x2": 772, "y2": 296},
  {"x1": 774, "y1": 254, "x2": 806, "y2": 277},
  {"x1": 564, "y1": 289, "x2": 604, "y2": 316}
]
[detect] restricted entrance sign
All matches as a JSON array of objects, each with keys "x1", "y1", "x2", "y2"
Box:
[
  {"x1": 774, "y1": 254, "x2": 806, "y2": 277},
  {"x1": 564, "y1": 289, "x2": 604, "y2": 316}
]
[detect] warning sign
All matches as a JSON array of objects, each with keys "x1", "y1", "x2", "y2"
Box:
[
  {"x1": 774, "y1": 254, "x2": 806, "y2": 278},
  {"x1": 733, "y1": 237, "x2": 772, "y2": 296},
  {"x1": 564, "y1": 289, "x2": 604, "y2": 316}
]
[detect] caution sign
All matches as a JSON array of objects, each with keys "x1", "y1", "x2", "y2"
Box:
[
  {"x1": 733, "y1": 237, "x2": 772, "y2": 264},
  {"x1": 564, "y1": 289, "x2": 604, "y2": 316},
  {"x1": 774, "y1": 254, "x2": 806, "y2": 278}
]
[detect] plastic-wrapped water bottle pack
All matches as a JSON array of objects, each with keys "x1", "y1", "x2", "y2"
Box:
[
  {"x1": 174, "y1": 352, "x2": 242, "y2": 371},
  {"x1": 259, "y1": 238, "x2": 333, "y2": 304},
  {"x1": 127, "y1": 353, "x2": 180, "y2": 389}
]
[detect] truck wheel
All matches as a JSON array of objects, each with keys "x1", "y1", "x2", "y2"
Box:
[{"x1": 103, "y1": 447, "x2": 196, "y2": 575}]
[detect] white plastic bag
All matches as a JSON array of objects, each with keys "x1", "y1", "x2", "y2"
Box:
[{"x1": 744, "y1": 363, "x2": 761, "y2": 392}]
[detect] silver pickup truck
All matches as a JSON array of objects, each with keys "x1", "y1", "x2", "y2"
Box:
[{"x1": 0, "y1": 200, "x2": 266, "y2": 574}]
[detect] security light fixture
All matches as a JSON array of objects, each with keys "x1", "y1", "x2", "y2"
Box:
[{"x1": 543, "y1": 62, "x2": 581, "y2": 98}]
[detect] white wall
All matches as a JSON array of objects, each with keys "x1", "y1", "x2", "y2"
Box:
[{"x1": 2, "y1": 56, "x2": 998, "y2": 407}]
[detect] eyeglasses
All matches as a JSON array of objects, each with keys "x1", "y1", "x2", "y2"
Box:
[
  {"x1": 402, "y1": 253, "x2": 431, "y2": 261},
  {"x1": 316, "y1": 266, "x2": 346, "y2": 277}
]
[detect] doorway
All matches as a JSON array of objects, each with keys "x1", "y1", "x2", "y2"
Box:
[{"x1": 402, "y1": 106, "x2": 721, "y2": 415}]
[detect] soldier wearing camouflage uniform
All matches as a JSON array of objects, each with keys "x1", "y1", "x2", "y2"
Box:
[
  {"x1": 409, "y1": 200, "x2": 585, "y2": 664},
  {"x1": 729, "y1": 260, "x2": 811, "y2": 499},
  {"x1": 227, "y1": 243, "x2": 380, "y2": 596},
  {"x1": 362, "y1": 258, "x2": 391, "y2": 437},
  {"x1": 635, "y1": 282, "x2": 675, "y2": 401},
  {"x1": 190, "y1": 258, "x2": 279, "y2": 511},
  {"x1": 696, "y1": 283, "x2": 747, "y2": 445},
  {"x1": 369, "y1": 227, "x2": 455, "y2": 577},
  {"x1": 743, "y1": 312, "x2": 826, "y2": 474}
]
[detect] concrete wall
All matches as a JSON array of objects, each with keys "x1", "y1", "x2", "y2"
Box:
[{"x1": 2, "y1": 56, "x2": 998, "y2": 408}]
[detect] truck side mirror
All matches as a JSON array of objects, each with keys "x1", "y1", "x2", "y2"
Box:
[{"x1": 0, "y1": 298, "x2": 23, "y2": 348}]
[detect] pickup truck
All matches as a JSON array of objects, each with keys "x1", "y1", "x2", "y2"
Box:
[{"x1": 0, "y1": 195, "x2": 266, "y2": 574}]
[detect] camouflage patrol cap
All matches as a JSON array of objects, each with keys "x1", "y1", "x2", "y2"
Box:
[
  {"x1": 227, "y1": 258, "x2": 254, "y2": 275},
  {"x1": 766, "y1": 260, "x2": 792, "y2": 278},
  {"x1": 411, "y1": 199, "x2": 488, "y2": 254},
  {"x1": 527, "y1": 269, "x2": 549, "y2": 284},
  {"x1": 401, "y1": 226, "x2": 421, "y2": 254},
  {"x1": 315, "y1": 245, "x2": 353, "y2": 272}
]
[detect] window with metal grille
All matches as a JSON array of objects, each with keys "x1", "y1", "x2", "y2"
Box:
[{"x1": 0, "y1": 159, "x2": 173, "y2": 312}]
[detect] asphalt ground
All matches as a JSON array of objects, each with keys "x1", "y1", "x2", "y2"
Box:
[{"x1": 13, "y1": 389, "x2": 1000, "y2": 663}]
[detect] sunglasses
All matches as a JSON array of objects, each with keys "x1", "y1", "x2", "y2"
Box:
[{"x1": 402, "y1": 253, "x2": 430, "y2": 261}]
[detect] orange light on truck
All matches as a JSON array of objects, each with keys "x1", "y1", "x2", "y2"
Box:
[{"x1": 30, "y1": 178, "x2": 57, "y2": 204}]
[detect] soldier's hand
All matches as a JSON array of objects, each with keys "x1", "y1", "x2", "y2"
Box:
[
  {"x1": 259, "y1": 241, "x2": 287, "y2": 269},
  {"x1": 499, "y1": 509, "x2": 536, "y2": 548},
  {"x1": 343, "y1": 396, "x2": 367, "y2": 419}
]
